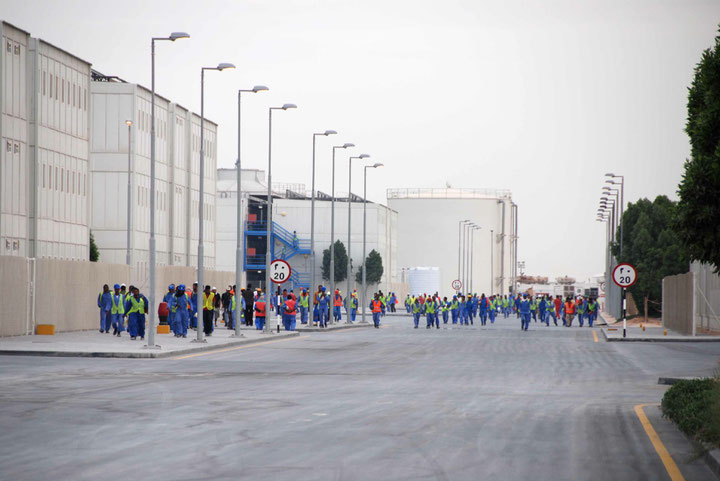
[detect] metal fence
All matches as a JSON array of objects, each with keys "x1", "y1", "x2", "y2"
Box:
[{"x1": 387, "y1": 187, "x2": 512, "y2": 200}]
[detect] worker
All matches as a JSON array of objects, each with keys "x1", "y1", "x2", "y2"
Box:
[
  {"x1": 378, "y1": 291, "x2": 386, "y2": 317},
  {"x1": 519, "y1": 294, "x2": 531, "y2": 331},
  {"x1": 370, "y1": 292, "x2": 383, "y2": 328},
  {"x1": 317, "y1": 287, "x2": 329, "y2": 328},
  {"x1": 243, "y1": 283, "x2": 255, "y2": 327},
  {"x1": 124, "y1": 287, "x2": 148, "y2": 340},
  {"x1": 576, "y1": 296, "x2": 586, "y2": 327},
  {"x1": 333, "y1": 289, "x2": 343, "y2": 322},
  {"x1": 292, "y1": 230, "x2": 299, "y2": 248},
  {"x1": 411, "y1": 296, "x2": 422, "y2": 328},
  {"x1": 172, "y1": 284, "x2": 190, "y2": 338},
  {"x1": 190, "y1": 283, "x2": 199, "y2": 329},
  {"x1": 478, "y1": 294, "x2": 488, "y2": 326},
  {"x1": 282, "y1": 294, "x2": 297, "y2": 331},
  {"x1": 97, "y1": 284, "x2": 112, "y2": 333},
  {"x1": 538, "y1": 296, "x2": 547, "y2": 324},
  {"x1": 425, "y1": 295, "x2": 437, "y2": 329},
  {"x1": 458, "y1": 295, "x2": 467, "y2": 325},
  {"x1": 502, "y1": 295, "x2": 510, "y2": 318},
  {"x1": 554, "y1": 295, "x2": 563, "y2": 325},
  {"x1": 441, "y1": 296, "x2": 450, "y2": 325},
  {"x1": 298, "y1": 289, "x2": 310, "y2": 324},
  {"x1": 110, "y1": 284, "x2": 125, "y2": 337},
  {"x1": 515, "y1": 295, "x2": 522, "y2": 319},
  {"x1": 488, "y1": 295, "x2": 497, "y2": 324},
  {"x1": 529, "y1": 296, "x2": 538, "y2": 322},
  {"x1": 388, "y1": 292, "x2": 397, "y2": 313},
  {"x1": 405, "y1": 294, "x2": 412, "y2": 313},
  {"x1": 349, "y1": 291, "x2": 358, "y2": 322},
  {"x1": 202, "y1": 285, "x2": 215, "y2": 336},
  {"x1": 564, "y1": 296, "x2": 576, "y2": 327},
  {"x1": 450, "y1": 295, "x2": 459, "y2": 324},
  {"x1": 255, "y1": 292, "x2": 266, "y2": 330},
  {"x1": 587, "y1": 297, "x2": 598, "y2": 327}
]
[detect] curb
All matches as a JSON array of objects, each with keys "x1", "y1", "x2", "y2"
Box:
[
  {"x1": 603, "y1": 335, "x2": 720, "y2": 343},
  {"x1": 0, "y1": 332, "x2": 300, "y2": 359},
  {"x1": 298, "y1": 323, "x2": 374, "y2": 332},
  {"x1": 706, "y1": 449, "x2": 720, "y2": 480}
]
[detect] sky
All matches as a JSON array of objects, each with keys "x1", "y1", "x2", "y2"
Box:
[{"x1": 4, "y1": 0, "x2": 719, "y2": 279}]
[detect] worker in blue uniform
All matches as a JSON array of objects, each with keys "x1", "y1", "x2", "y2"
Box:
[
  {"x1": 425, "y1": 296, "x2": 437, "y2": 329},
  {"x1": 488, "y1": 296, "x2": 497, "y2": 324},
  {"x1": 98, "y1": 284, "x2": 112, "y2": 333},
  {"x1": 174, "y1": 284, "x2": 190, "y2": 338},
  {"x1": 441, "y1": 297, "x2": 450, "y2": 324},
  {"x1": 110, "y1": 284, "x2": 125, "y2": 337},
  {"x1": 349, "y1": 292, "x2": 358, "y2": 322},
  {"x1": 190, "y1": 283, "x2": 198, "y2": 329},
  {"x1": 515, "y1": 295, "x2": 522, "y2": 319},
  {"x1": 124, "y1": 287, "x2": 148, "y2": 340},
  {"x1": 333, "y1": 289, "x2": 343, "y2": 322},
  {"x1": 318, "y1": 287, "x2": 329, "y2": 328},
  {"x1": 538, "y1": 296, "x2": 547, "y2": 324},
  {"x1": 478, "y1": 294, "x2": 488, "y2": 326},
  {"x1": 520, "y1": 295, "x2": 531, "y2": 331},
  {"x1": 411, "y1": 296, "x2": 422, "y2": 328},
  {"x1": 450, "y1": 296, "x2": 459, "y2": 324}
]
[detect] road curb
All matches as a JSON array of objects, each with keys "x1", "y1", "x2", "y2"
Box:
[
  {"x1": 298, "y1": 323, "x2": 374, "y2": 332},
  {"x1": 603, "y1": 335, "x2": 720, "y2": 343},
  {"x1": 705, "y1": 449, "x2": 720, "y2": 480},
  {"x1": 0, "y1": 332, "x2": 300, "y2": 359}
]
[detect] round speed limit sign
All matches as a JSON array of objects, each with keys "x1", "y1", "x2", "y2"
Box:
[
  {"x1": 270, "y1": 259, "x2": 291, "y2": 284},
  {"x1": 612, "y1": 263, "x2": 637, "y2": 288},
  {"x1": 452, "y1": 279, "x2": 462, "y2": 291}
]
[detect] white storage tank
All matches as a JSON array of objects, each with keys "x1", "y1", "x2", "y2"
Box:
[{"x1": 408, "y1": 267, "x2": 440, "y2": 295}]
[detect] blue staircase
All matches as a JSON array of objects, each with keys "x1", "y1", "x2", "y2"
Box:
[{"x1": 243, "y1": 221, "x2": 311, "y2": 289}]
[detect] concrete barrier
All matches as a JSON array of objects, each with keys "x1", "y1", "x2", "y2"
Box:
[{"x1": 662, "y1": 272, "x2": 694, "y2": 335}]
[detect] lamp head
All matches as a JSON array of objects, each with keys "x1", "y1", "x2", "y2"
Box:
[
  {"x1": 605, "y1": 173, "x2": 615, "y2": 177},
  {"x1": 359, "y1": 154, "x2": 370, "y2": 159},
  {"x1": 372, "y1": 162, "x2": 384, "y2": 168},
  {"x1": 281, "y1": 103, "x2": 297, "y2": 110},
  {"x1": 252, "y1": 85, "x2": 269, "y2": 93},
  {"x1": 217, "y1": 63, "x2": 236, "y2": 71},
  {"x1": 125, "y1": 120, "x2": 133, "y2": 126},
  {"x1": 169, "y1": 32, "x2": 190, "y2": 41},
  {"x1": 342, "y1": 143, "x2": 355, "y2": 149},
  {"x1": 324, "y1": 130, "x2": 337, "y2": 136}
]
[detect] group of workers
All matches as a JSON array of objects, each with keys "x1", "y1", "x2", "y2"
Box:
[
  {"x1": 96, "y1": 283, "x2": 149, "y2": 340},
  {"x1": 404, "y1": 292, "x2": 599, "y2": 331}
]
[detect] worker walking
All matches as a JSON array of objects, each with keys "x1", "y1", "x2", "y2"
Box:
[
  {"x1": 318, "y1": 287, "x2": 329, "y2": 328},
  {"x1": 370, "y1": 293, "x2": 383, "y2": 328},
  {"x1": 333, "y1": 289, "x2": 343, "y2": 322},
  {"x1": 202, "y1": 285, "x2": 215, "y2": 336},
  {"x1": 564, "y1": 297, "x2": 576, "y2": 327},
  {"x1": 441, "y1": 296, "x2": 450, "y2": 325},
  {"x1": 98, "y1": 284, "x2": 112, "y2": 333},
  {"x1": 298, "y1": 289, "x2": 310, "y2": 324},
  {"x1": 411, "y1": 296, "x2": 422, "y2": 328},
  {"x1": 124, "y1": 287, "x2": 148, "y2": 340},
  {"x1": 110, "y1": 284, "x2": 125, "y2": 337},
  {"x1": 254, "y1": 293, "x2": 266, "y2": 330},
  {"x1": 425, "y1": 296, "x2": 437, "y2": 329},
  {"x1": 349, "y1": 292, "x2": 358, "y2": 322},
  {"x1": 520, "y1": 294, "x2": 531, "y2": 331},
  {"x1": 450, "y1": 295, "x2": 459, "y2": 324},
  {"x1": 282, "y1": 294, "x2": 297, "y2": 331},
  {"x1": 587, "y1": 297, "x2": 598, "y2": 327}
]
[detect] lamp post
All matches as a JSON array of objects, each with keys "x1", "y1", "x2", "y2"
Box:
[
  {"x1": 469, "y1": 225, "x2": 481, "y2": 294},
  {"x1": 347, "y1": 153, "x2": 370, "y2": 313},
  {"x1": 361, "y1": 163, "x2": 383, "y2": 323},
  {"x1": 490, "y1": 229, "x2": 495, "y2": 294},
  {"x1": 147, "y1": 31, "x2": 189, "y2": 350},
  {"x1": 233, "y1": 85, "x2": 268, "y2": 338},
  {"x1": 310, "y1": 130, "x2": 337, "y2": 306},
  {"x1": 264, "y1": 103, "x2": 297, "y2": 333},
  {"x1": 605, "y1": 173, "x2": 624, "y2": 256},
  {"x1": 125, "y1": 120, "x2": 133, "y2": 267},
  {"x1": 330, "y1": 142, "x2": 354, "y2": 322},
  {"x1": 457, "y1": 219, "x2": 469, "y2": 290},
  {"x1": 195, "y1": 62, "x2": 235, "y2": 343}
]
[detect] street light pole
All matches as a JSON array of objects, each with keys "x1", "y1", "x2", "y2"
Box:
[
  {"x1": 490, "y1": 229, "x2": 494, "y2": 294},
  {"x1": 330, "y1": 143, "x2": 354, "y2": 322},
  {"x1": 457, "y1": 219, "x2": 469, "y2": 290},
  {"x1": 263, "y1": 103, "x2": 297, "y2": 333},
  {"x1": 195, "y1": 62, "x2": 235, "y2": 343},
  {"x1": 310, "y1": 130, "x2": 337, "y2": 310},
  {"x1": 347, "y1": 153, "x2": 369, "y2": 315},
  {"x1": 234, "y1": 85, "x2": 268, "y2": 338},
  {"x1": 606, "y1": 174, "x2": 625, "y2": 256},
  {"x1": 361, "y1": 163, "x2": 383, "y2": 323},
  {"x1": 125, "y1": 120, "x2": 133, "y2": 267},
  {"x1": 147, "y1": 31, "x2": 189, "y2": 350}
]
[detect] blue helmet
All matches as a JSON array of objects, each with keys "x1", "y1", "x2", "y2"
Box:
[
  {"x1": 178, "y1": 284, "x2": 186, "y2": 291},
  {"x1": 168, "y1": 284, "x2": 175, "y2": 290},
  {"x1": 113, "y1": 283, "x2": 121, "y2": 289}
]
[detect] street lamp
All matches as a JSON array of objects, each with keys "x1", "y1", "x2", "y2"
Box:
[
  {"x1": 195, "y1": 62, "x2": 235, "y2": 343},
  {"x1": 347, "y1": 153, "x2": 370, "y2": 313},
  {"x1": 330, "y1": 142, "x2": 354, "y2": 321},
  {"x1": 469, "y1": 225, "x2": 481, "y2": 294},
  {"x1": 490, "y1": 228, "x2": 495, "y2": 294},
  {"x1": 310, "y1": 130, "x2": 337, "y2": 307},
  {"x1": 125, "y1": 120, "x2": 133, "y2": 267},
  {"x1": 361, "y1": 162, "x2": 383, "y2": 323},
  {"x1": 264, "y1": 103, "x2": 297, "y2": 333},
  {"x1": 147, "y1": 31, "x2": 189, "y2": 351},
  {"x1": 457, "y1": 219, "x2": 470, "y2": 291},
  {"x1": 234, "y1": 85, "x2": 268, "y2": 338},
  {"x1": 605, "y1": 173, "x2": 625, "y2": 255}
]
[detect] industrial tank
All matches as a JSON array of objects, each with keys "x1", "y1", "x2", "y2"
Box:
[{"x1": 407, "y1": 267, "x2": 440, "y2": 295}]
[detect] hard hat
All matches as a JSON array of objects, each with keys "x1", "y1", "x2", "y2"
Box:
[
  {"x1": 178, "y1": 284, "x2": 186, "y2": 291},
  {"x1": 114, "y1": 284, "x2": 121, "y2": 289},
  {"x1": 168, "y1": 284, "x2": 175, "y2": 290},
  {"x1": 212, "y1": 286, "x2": 217, "y2": 291},
  {"x1": 120, "y1": 283, "x2": 127, "y2": 288}
]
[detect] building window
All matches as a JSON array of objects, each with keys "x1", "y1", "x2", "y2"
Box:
[
  {"x1": 73, "y1": 85, "x2": 76, "y2": 107},
  {"x1": 62, "y1": 79, "x2": 64, "y2": 103},
  {"x1": 5, "y1": 41, "x2": 10, "y2": 53},
  {"x1": 84, "y1": 88, "x2": 87, "y2": 111},
  {"x1": 5, "y1": 141, "x2": 10, "y2": 152},
  {"x1": 61, "y1": 168, "x2": 64, "y2": 191},
  {"x1": 42, "y1": 165, "x2": 46, "y2": 188},
  {"x1": 55, "y1": 167, "x2": 58, "y2": 190},
  {"x1": 55, "y1": 77, "x2": 58, "y2": 100},
  {"x1": 42, "y1": 72, "x2": 46, "y2": 96},
  {"x1": 14, "y1": 44, "x2": 20, "y2": 55},
  {"x1": 72, "y1": 172, "x2": 75, "y2": 194}
]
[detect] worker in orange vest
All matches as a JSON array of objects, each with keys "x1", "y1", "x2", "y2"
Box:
[
  {"x1": 333, "y1": 289, "x2": 343, "y2": 322},
  {"x1": 370, "y1": 292, "x2": 383, "y2": 328},
  {"x1": 282, "y1": 294, "x2": 297, "y2": 331},
  {"x1": 564, "y1": 296, "x2": 576, "y2": 327},
  {"x1": 254, "y1": 293, "x2": 266, "y2": 330}
]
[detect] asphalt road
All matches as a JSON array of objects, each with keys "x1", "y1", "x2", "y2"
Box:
[{"x1": 1, "y1": 314, "x2": 719, "y2": 481}]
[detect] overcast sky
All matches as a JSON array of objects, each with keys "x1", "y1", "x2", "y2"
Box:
[{"x1": 5, "y1": 0, "x2": 719, "y2": 279}]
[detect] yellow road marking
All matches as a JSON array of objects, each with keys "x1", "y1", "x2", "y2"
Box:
[
  {"x1": 172, "y1": 335, "x2": 309, "y2": 360},
  {"x1": 593, "y1": 330, "x2": 599, "y2": 343},
  {"x1": 634, "y1": 404, "x2": 685, "y2": 481}
]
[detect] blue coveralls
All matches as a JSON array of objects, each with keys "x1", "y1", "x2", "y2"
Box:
[
  {"x1": 333, "y1": 294, "x2": 342, "y2": 322},
  {"x1": 175, "y1": 293, "x2": 190, "y2": 336},
  {"x1": 520, "y1": 299, "x2": 531, "y2": 330},
  {"x1": 318, "y1": 294, "x2": 329, "y2": 327},
  {"x1": 515, "y1": 297, "x2": 522, "y2": 318},
  {"x1": 124, "y1": 295, "x2": 147, "y2": 339},
  {"x1": 459, "y1": 300, "x2": 468, "y2": 325},
  {"x1": 412, "y1": 302, "x2": 421, "y2": 328},
  {"x1": 479, "y1": 297, "x2": 488, "y2": 325},
  {"x1": 539, "y1": 299, "x2": 547, "y2": 324},
  {"x1": 425, "y1": 301, "x2": 437, "y2": 328},
  {"x1": 111, "y1": 293, "x2": 125, "y2": 333},
  {"x1": 405, "y1": 298, "x2": 411, "y2": 313},
  {"x1": 442, "y1": 302, "x2": 449, "y2": 324},
  {"x1": 450, "y1": 299, "x2": 459, "y2": 324},
  {"x1": 190, "y1": 292, "x2": 198, "y2": 329},
  {"x1": 587, "y1": 301, "x2": 597, "y2": 327},
  {"x1": 299, "y1": 295, "x2": 309, "y2": 324},
  {"x1": 349, "y1": 297, "x2": 358, "y2": 322},
  {"x1": 98, "y1": 291, "x2": 112, "y2": 332},
  {"x1": 488, "y1": 299, "x2": 496, "y2": 324}
]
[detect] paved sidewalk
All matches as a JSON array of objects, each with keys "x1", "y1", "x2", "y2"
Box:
[
  {"x1": 602, "y1": 325, "x2": 720, "y2": 342},
  {"x1": 0, "y1": 327, "x2": 299, "y2": 358}
]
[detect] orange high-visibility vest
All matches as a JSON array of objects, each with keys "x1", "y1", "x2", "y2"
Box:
[
  {"x1": 284, "y1": 299, "x2": 297, "y2": 316},
  {"x1": 334, "y1": 295, "x2": 342, "y2": 307},
  {"x1": 372, "y1": 300, "x2": 382, "y2": 313}
]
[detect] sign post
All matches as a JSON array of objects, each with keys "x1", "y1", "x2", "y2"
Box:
[
  {"x1": 269, "y1": 259, "x2": 291, "y2": 333},
  {"x1": 452, "y1": 279, "x2": 462, "y2": 293},
  {"x1": 612, "y1": 263, "x2": 637, "y2": 338}
]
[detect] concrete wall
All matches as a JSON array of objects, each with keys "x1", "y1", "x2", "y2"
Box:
[
  {"x1": 0, "y1": 255, "x2": 234, "y2": 337},
  {"x1": 691, "y1": 261, "x2": 720, "y2": 333},
  {"x1": 662, "y1": 272, "x2": 694, "y2": 335}
]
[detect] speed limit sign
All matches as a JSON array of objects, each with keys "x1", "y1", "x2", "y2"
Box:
[
  {"x1": 452, "y1": 279, "x2": 462, "y2": 291},
  {"x1": 270, "y1": 259, "x2": 291, "y2": 284},
  {"x1": 612, "y1": 263, "x2": 637, "y2": 288}
]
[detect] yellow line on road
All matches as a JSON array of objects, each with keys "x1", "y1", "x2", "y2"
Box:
[
  {"x1": 172, "y1": 335, "x2": 310, "y2": 360},
  {"x1": 593, "y1": 330, "x2": 599, "y2": 343},
  {"x1": 634, "y1": 404, "x2": 685, "y2": 481}
]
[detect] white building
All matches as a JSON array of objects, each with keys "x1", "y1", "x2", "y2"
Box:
[
  {"x1": 1, "y1": 21, "x2": 92, "y2": 260},
  {"x1": 216, "y1": 167, "x2": 398, "y2": 292},
  {"x1": 90, "y1": 76, "x2": 218, "y2": 283},
  {"x1": 388, "y1": 188, "x2": 517, "y2": 296}
]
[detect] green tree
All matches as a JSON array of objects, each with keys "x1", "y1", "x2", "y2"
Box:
[
  {"x1": 89, "y1": 231, "x2": 100, "y2": 262},
  {"x1": 321, "y1": 240, "x2": 348, "y2": 283},
  {"x1": 612, "y1": 196, "x2": 688, "y2": 315},
  {"x1": 676, "y1": 27, "x2": 720, "y2": 272},
  {"x1": 355, "y1": 249, "x2": 383, "y2": 284}
]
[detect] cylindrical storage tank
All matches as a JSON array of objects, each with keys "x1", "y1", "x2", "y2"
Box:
[{"x1": 407, "y1": 267, "x2": 440, "y2": 295}]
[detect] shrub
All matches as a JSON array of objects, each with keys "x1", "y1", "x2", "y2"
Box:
[{"x1": 661, "y1": 377, "x2": 720, "y2": 448}]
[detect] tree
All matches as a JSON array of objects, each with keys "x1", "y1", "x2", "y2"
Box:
[
  {"x1": 676, "y1": 27, "x2": 720, "y2": 272},
  {"x1": 356, "y1": 249, "x2": 383, "y2": 285},
  {"x1": 89, "y1": 231, "x2": 100, "y2": 262},
  {"x1": 611, "y1": 196, "x2": 688, "y2": 315},
  {"x1": 321, "y1": 240, "x2": 348, "y2": 283}
]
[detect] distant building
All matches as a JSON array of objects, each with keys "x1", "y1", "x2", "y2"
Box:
[
  {"x1": 388, "y1": 188, "x2": 517, "y2": 296},
  {"x1": 216, "y1": 167, "x2": 398, "y2": 292},
  {"x1": 0, "y1": 21, "x2": 92, "y2": 260},
  {"x1": 89, "y1": 74, "x2": 219, "y2": 282}
]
